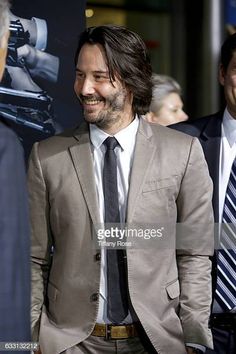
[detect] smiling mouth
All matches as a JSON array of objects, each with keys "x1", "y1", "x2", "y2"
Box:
[{"x1": 80, "y1": 96, "x2": 104, "y2": 106}]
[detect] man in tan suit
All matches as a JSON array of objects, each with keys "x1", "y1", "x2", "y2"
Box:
[{"x1": 29, "y1": 25, "x2": 214, "y2": 354}]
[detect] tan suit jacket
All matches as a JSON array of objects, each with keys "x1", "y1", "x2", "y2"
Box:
[{"x1": 29, "y1": 118, "x2": 214, "y2": 354}]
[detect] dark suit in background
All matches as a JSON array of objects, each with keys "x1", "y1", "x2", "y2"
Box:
[
  {"x1": 0, "y1": 0, "x2": 30, "y2": 350},
  {"x1": 171, "y1": 112, "x2": 222, "y2": 223},
  {"x1": 171, "y1": 110, "x2": 236, "y2": 354},
  {"x1": 0, "y1": 120, "x2": 30, "y2": 352},
  {"x1": 171, "y1": 30, "x2": 236, "y2": 354}
]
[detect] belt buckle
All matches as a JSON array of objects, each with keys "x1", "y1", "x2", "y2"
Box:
[{"x1": 105, "y1": 324, "x2": 112, "y2": 340}]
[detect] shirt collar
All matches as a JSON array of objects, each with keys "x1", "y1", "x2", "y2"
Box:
[
  {"x1": 89, "y1": 116, "x2": 139, "y2": 151},
  {"x1": 222, "y1": 108, "x2": 236, "y2": 147}
]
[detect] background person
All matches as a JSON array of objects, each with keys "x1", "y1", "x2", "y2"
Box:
[
  {"x1": 145, "y1": 73, "x2": 188, "y2": 125},
  {"x1": 0, "y1": 0, "x2": 30, "y2": 351},
  {"x1": 171, "y1": 33, "x2": 236, "y2": 354}
]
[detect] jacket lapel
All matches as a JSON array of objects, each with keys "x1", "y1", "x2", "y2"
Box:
[
  {"x1": 200, "y1": 113, "x2": 222, "y2": 221},
  {"x1": 127, "y1": 119, "x2": 157, "y2": 222},
  {"x1": 69, "y1": 123, "x2": 100, "y2": 227}
]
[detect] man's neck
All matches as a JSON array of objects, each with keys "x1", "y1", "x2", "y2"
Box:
[{"x1": 99, "y1": 114, "x2": 135, "y2": 135}]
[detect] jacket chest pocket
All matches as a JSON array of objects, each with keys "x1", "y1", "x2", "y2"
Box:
[
  {"x1": 142, "y1": 176, "x2": 179, "y2": 193},
  {"x1": 142, "y1": 177, "x2": 179, "y2": 212}
]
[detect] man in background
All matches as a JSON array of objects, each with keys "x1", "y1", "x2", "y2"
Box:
[
  {"x1": 172, "y1": 33, "x2": 236, "y2": 354},
  {"x1": 0, "y1": 0, "x2": 30, "y2": 350}
]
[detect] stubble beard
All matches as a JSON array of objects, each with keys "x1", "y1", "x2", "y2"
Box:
[{"x1": 83, "y1": 89, "x2": 128, "y2": 130}]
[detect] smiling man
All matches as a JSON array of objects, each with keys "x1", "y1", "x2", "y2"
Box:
[
  {"x1": 29, "y1": 25, "x2": 214, "y2": 354},
  {"x1": 75, "y1": 42, "x2": 133, "y2": 133}
]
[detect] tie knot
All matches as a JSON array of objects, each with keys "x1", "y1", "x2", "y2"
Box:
[{"x1": 103, "y1": 137, "x2": 119, "y2": 151}]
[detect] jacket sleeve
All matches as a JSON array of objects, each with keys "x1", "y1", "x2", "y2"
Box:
[
  {"x1": 176, "y1": 137, "x2": 214, "y2": 349},
  {"x1": 28, "y1": 142, "x2": 53, "y2": 341}
]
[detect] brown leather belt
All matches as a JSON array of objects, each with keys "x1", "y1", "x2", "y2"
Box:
[{"x1": 91, "y1": 323, "x2": 138, "y2": 340}]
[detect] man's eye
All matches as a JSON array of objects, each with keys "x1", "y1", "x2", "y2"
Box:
[
  {"x1": 76, "y1": 73, "x2": 84, "y2": 80},
  {"x1": 94, "y1": 75, "x2": 108, "y2": 81}
]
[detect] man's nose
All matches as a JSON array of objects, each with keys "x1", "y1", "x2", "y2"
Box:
[
  {"x1": 80, "y1": 78, "x2": 95, "y2": 96},
  {"x1": 181, "y1": 110, "x2": 188, "y2": 121}
]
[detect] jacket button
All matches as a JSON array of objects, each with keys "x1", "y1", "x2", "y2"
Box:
[
  {"x1": 95, "y1": 253, "x2": 101, "y2": 261},
  {"x1": 91, "y1": 293, "x2": 99, "y2": 302}
]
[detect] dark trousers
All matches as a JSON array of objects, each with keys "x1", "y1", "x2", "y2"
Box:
[{"x1": 206, "y1": 314, "x2": 236, "y2": 354}]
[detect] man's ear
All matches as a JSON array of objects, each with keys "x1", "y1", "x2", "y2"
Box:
[{"x1": 219, "y1": 63, "x2": 225, "y2": 86}]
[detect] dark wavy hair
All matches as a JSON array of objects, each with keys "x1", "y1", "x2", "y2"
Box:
[
  {"x1": 74, "y1": 25, "x2": 153, "y2": 115},
  {"x1": 221, "y1": 33, "x2": 236, "y2": 71}
]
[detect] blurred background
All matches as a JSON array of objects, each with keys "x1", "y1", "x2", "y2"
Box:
[
  {"x1": 85, "y1": 0, "x2": 233, "y2": 119},
  {"x1": 2, "y1": 0, "x2": 236, "y2": 158}
]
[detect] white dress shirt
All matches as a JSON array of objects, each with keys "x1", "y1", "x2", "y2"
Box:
[
  {"x1": 89, "y1": 117, "x2": 139, "y2": 324},
  {"x1": 219, "y1": 108, "x2": 236, "y2": 223}
]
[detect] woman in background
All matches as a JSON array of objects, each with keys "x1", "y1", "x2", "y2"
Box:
[{"x1": 145, "y1": 74, "x2": 188, "y2": 125}]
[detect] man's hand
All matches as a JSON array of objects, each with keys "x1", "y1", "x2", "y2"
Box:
[
  {"x1": 34, "y1": 348, "x2": 41, "y2": 354},
  {"x1": 17, "y1": 44, "x2": 59, "y2": 82},
  {"x1": 6, "y1": 65, "x2": 41, "y2": 92}
]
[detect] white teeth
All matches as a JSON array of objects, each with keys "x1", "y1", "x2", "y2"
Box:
[{"x1": 83, "y1": 99, "x2": 101, "y2": 105}]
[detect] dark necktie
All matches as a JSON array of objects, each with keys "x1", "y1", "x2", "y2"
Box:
[
  {"x1": 215, "y1": 158, "x2": 236, "y2": 311},
  {"x1": 103, "y1": 137, "x2": 129, "y2": 323}
]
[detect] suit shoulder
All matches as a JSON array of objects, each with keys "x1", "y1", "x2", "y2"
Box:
[
  {"x1": 149, "y1": 122, "x2": 195, "y2": 145},
  {"x1": 169, "y1": 112, "x2": 222, "y2": 137},
  {"x1": 146, "y1": 123, "x2": 205, "y2": 168},
  {"x1": 38, "y1": 128, "x2": 76, "y2": 146},
  {"x1": 30, "y1": 124, "x2": 86, "y2": 160}
]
